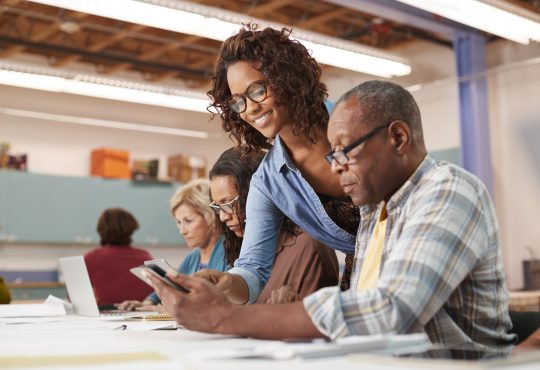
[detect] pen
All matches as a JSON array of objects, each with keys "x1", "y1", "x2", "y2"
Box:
[{"x1": 113, "y1": 324, "x2": 127, "y2": 331}]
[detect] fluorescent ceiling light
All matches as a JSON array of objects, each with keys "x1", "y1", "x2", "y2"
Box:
[
  {"x1": 0, "y1": 106, "x2": 210, "y2": 139},
  {"x1": 27, "y1": 0, "x2": 411, "y2": 78},
  {"x1": 0, "y1": 61, "x2": 210, "y2": 113},
  {"x1": 394, "y1": 0, "x2": 540, "y2": 45}
]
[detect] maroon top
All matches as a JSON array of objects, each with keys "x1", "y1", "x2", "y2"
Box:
[
  {"x1": 84, "y1": 245, "x2": 154, "y2": 306},
  {"x1": 256, "y1": 229, "x2": 339, "y2": 304}
]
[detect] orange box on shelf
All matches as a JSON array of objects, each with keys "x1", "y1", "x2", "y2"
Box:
[{"x1": 90, "y1": 148, "x2": 130, "y2": 179}]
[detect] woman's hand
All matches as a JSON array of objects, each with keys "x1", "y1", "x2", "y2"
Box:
[
  {"x1": 193, "y1": 269, "x2": 248, "y2": 304},
  {"x1": 115, "y1": 299, "x2": 154, "y2": 311},
  {"x1": 115, "y1": 300, "x2": 142, "y2": 311},
  {"x1": 193, "y1": 269, "x2": 233, "y2": 291},
  {"x1": 135, "y1": 304, "x2": 166, "y2": 313},
  {"x1": 266, "y1": 285, "x2": 299, "y2": 304}
]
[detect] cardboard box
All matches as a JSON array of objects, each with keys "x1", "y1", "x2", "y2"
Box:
[
  {"x1": 132, "y1": 159, "x2": 159, "y2": 180},
  {"x1": 168, "y1": 154, "x2": 206, "y2": 182},
  {"x1": 91, "y1": 148, "x2": 130, "y2": 179}
]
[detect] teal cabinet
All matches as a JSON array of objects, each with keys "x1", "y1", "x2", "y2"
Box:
[
  {"x1": 0, "y1": 172, "x2": 7, "y2": 241},
  {"x1": 0, "y1": 170, "x2": 183, "y2": 246},
  {"x1": 48, "y1": 175, "x2": 95, "y2": 244},
  {"x1": 0, "y1": 171, "x2": 51, "y2": 242}
]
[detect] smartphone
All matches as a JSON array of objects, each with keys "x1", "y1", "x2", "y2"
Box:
[
  {"x1": 130, "y1": 264, "x2": 190, "y2": 293},
  {"x1": 144, "y1": 258, "x2": 174, "y2": 271}
]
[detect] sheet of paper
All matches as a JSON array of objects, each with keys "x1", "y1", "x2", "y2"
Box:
[
  {"x1": 0, "y1": 317, "x2": 65, "y2": 325},
  {"x1": 0, "y1": 303, "x2": 66, "y2": 318},
  {"x1": 188, "y1": 333, "x2": 431, "y2": 361}
]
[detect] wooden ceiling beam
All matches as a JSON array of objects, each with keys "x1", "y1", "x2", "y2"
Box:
[
  {"x1": 52, "y1": 24, "x2": 147, "y2": 67},
  {"x1": 0, "y1": 11, "x2": 88, "y2": 59},
  {"x1": 138, "y1": 41, "x2": 181, "y2": 60},
  {"x1": 0, "y1": 45, "x2": 23, "y2": 58},
  {"x1": 295, "y1": 7, "x2": 349, "y2": 28},
  {"x1": 148, "y1": 70, "x2": 177, "y2": 82},
  {"x1": 88, "y1": 24, "x2": 148, "y2": 52},
  {"x1": 3, "y1": 0, "x2": 23, "y2": 5},
  {"x1": 101, "y1": 33, "x2": 202, "y2": 74},
  {"x1": 247, "y1": 0, "x2": 294, "y2": 15}
]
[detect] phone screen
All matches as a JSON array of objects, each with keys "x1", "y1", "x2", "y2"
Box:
[
  {"x1": 130, "y1": 265, "x2": 190, "y2": 293},
  {"x1": 144, "y1": 258, "x2": 173, "y2": 271}
]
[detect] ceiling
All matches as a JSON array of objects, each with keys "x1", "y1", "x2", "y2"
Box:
[{"x1": 0, "y1": 0, "x2": 539, "y2": 89}]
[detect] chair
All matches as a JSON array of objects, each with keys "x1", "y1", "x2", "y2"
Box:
[{"x1": 509, "y1": 310, "x2": 540, "y2": 344}]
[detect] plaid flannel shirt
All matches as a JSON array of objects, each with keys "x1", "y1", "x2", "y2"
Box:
[{"x1": 304, "y1": 155, "x2": 515, "y2": 349}]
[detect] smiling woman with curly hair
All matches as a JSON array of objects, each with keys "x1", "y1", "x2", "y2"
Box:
[
  {"x1": 208, "y1": 24, "x2": 328, "y2": 154},
  {"x1": 201, "y1": 23, "x2": 359, "y2": 304}
]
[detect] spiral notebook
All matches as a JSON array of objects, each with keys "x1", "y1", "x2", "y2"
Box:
[{"x1": 126, "y1": 313, "x2": 174, "y2": 321}]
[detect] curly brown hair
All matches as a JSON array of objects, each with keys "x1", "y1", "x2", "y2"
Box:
[{"x1": 208, "y1": 23, "x2": 329, "y2": 154}]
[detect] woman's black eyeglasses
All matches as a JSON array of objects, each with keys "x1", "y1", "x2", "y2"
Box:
[
  {"x1": 209, "y1": 196, "x2": 239, "y2": 215},
  {"x1": 325, "y1": 123, "x2": 391, "y2": 166},
  {"x1": 227, "y1": 80, "x2": 268, "y2": 113}
]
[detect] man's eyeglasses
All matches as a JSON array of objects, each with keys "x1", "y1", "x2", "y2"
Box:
[
  {"x1": 325, "y1": 123, "x2": 391, "y2": 166},
  {"x1": 209, "y1": 196, "x2": 239, "y2": 215},
  {"x1": 227, "y1": 80, "x2": 268, "y2": 114}
]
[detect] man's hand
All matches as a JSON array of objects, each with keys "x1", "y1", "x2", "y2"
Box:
[
  {"x1": 146, "y1": 271, "x2": 234, "y2": 334},
  {"x1": 145, "y1": 270, "x2": 323, "y2": 340},
  {"x1": 267, "y1": 285, "x2": 299, "y2": 304}
]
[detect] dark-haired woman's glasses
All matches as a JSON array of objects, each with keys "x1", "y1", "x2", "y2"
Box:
[
  {"x1": 227, "y1": 80, "x2": 267, "y2": 113},
  {"x1": 209, "y1": 196, "x2": 239, "y2": 215}
]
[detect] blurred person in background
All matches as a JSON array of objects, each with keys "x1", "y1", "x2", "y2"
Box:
[{"x1": 85, "y1": 208, "x2": 153, "y2": 307}]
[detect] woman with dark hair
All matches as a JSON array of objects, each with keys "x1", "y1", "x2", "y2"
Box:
[
  {"x1": 84, "y1": 208, "x2": 154, "y2": 306},
  {"x1": 201, "y1": 23, "x2": 359, "y2": 304},
  {"x1": 208, "y1": 148, "x2": 338, "y2": 304}
]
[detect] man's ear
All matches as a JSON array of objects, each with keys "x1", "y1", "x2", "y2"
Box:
[{"x1": 388, "y1": 121, "x2": 411, "y2": 154}]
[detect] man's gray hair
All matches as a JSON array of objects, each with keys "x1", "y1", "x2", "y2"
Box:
[{"x1": 336, "y1": 80, "x2": 424, "y2": 144}]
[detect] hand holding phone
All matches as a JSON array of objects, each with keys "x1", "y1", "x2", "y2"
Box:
[
  {"x1": 130, "y1": 264, "x2": 190, "y2": 293},
  {"x1": 144, "y1": 258, "x2": 173, "y2": 271}
]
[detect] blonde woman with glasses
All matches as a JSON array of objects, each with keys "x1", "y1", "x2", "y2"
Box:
[{"x1": 118, "y1": 179, "x2": 226, "y2": 311}]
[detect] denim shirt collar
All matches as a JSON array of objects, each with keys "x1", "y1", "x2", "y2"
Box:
[{"x1": 274, "y1": 134, "x2": 298, "y2": 173}]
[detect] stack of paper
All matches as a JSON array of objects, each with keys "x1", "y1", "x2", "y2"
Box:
[{"x1": 189, "y1": 333, "x2": 431, "y2": 360}]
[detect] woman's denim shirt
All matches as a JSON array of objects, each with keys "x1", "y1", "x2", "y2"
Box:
[{"x1": 228, "y1": 135, "x2": 356, "y2": 303}]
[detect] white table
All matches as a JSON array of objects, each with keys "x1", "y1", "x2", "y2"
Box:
[{"x1": 1, "y1": 315, "x2": 540, "y2": 370}]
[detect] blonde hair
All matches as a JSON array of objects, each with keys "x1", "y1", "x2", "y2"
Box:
[{"x1": 170, "y1": 178, "x2": 215, "y2": 230}]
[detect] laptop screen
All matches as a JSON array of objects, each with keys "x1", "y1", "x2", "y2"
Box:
[{"x1": 59, "y1": 256, "x2": 101, "y2": 317}]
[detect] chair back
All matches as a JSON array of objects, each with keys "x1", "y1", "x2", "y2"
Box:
[{"x1": 509, "y1": 310, "x2": 540, "y2": 344}]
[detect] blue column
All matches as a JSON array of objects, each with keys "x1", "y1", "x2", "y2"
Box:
[{"x1": 453, "y1": 32, "x2": 494, "y2": 194}]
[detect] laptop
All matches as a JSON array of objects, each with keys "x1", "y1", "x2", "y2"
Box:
[{"x1": 59, "y1": 255, "x2": 150, "y2": 318}]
